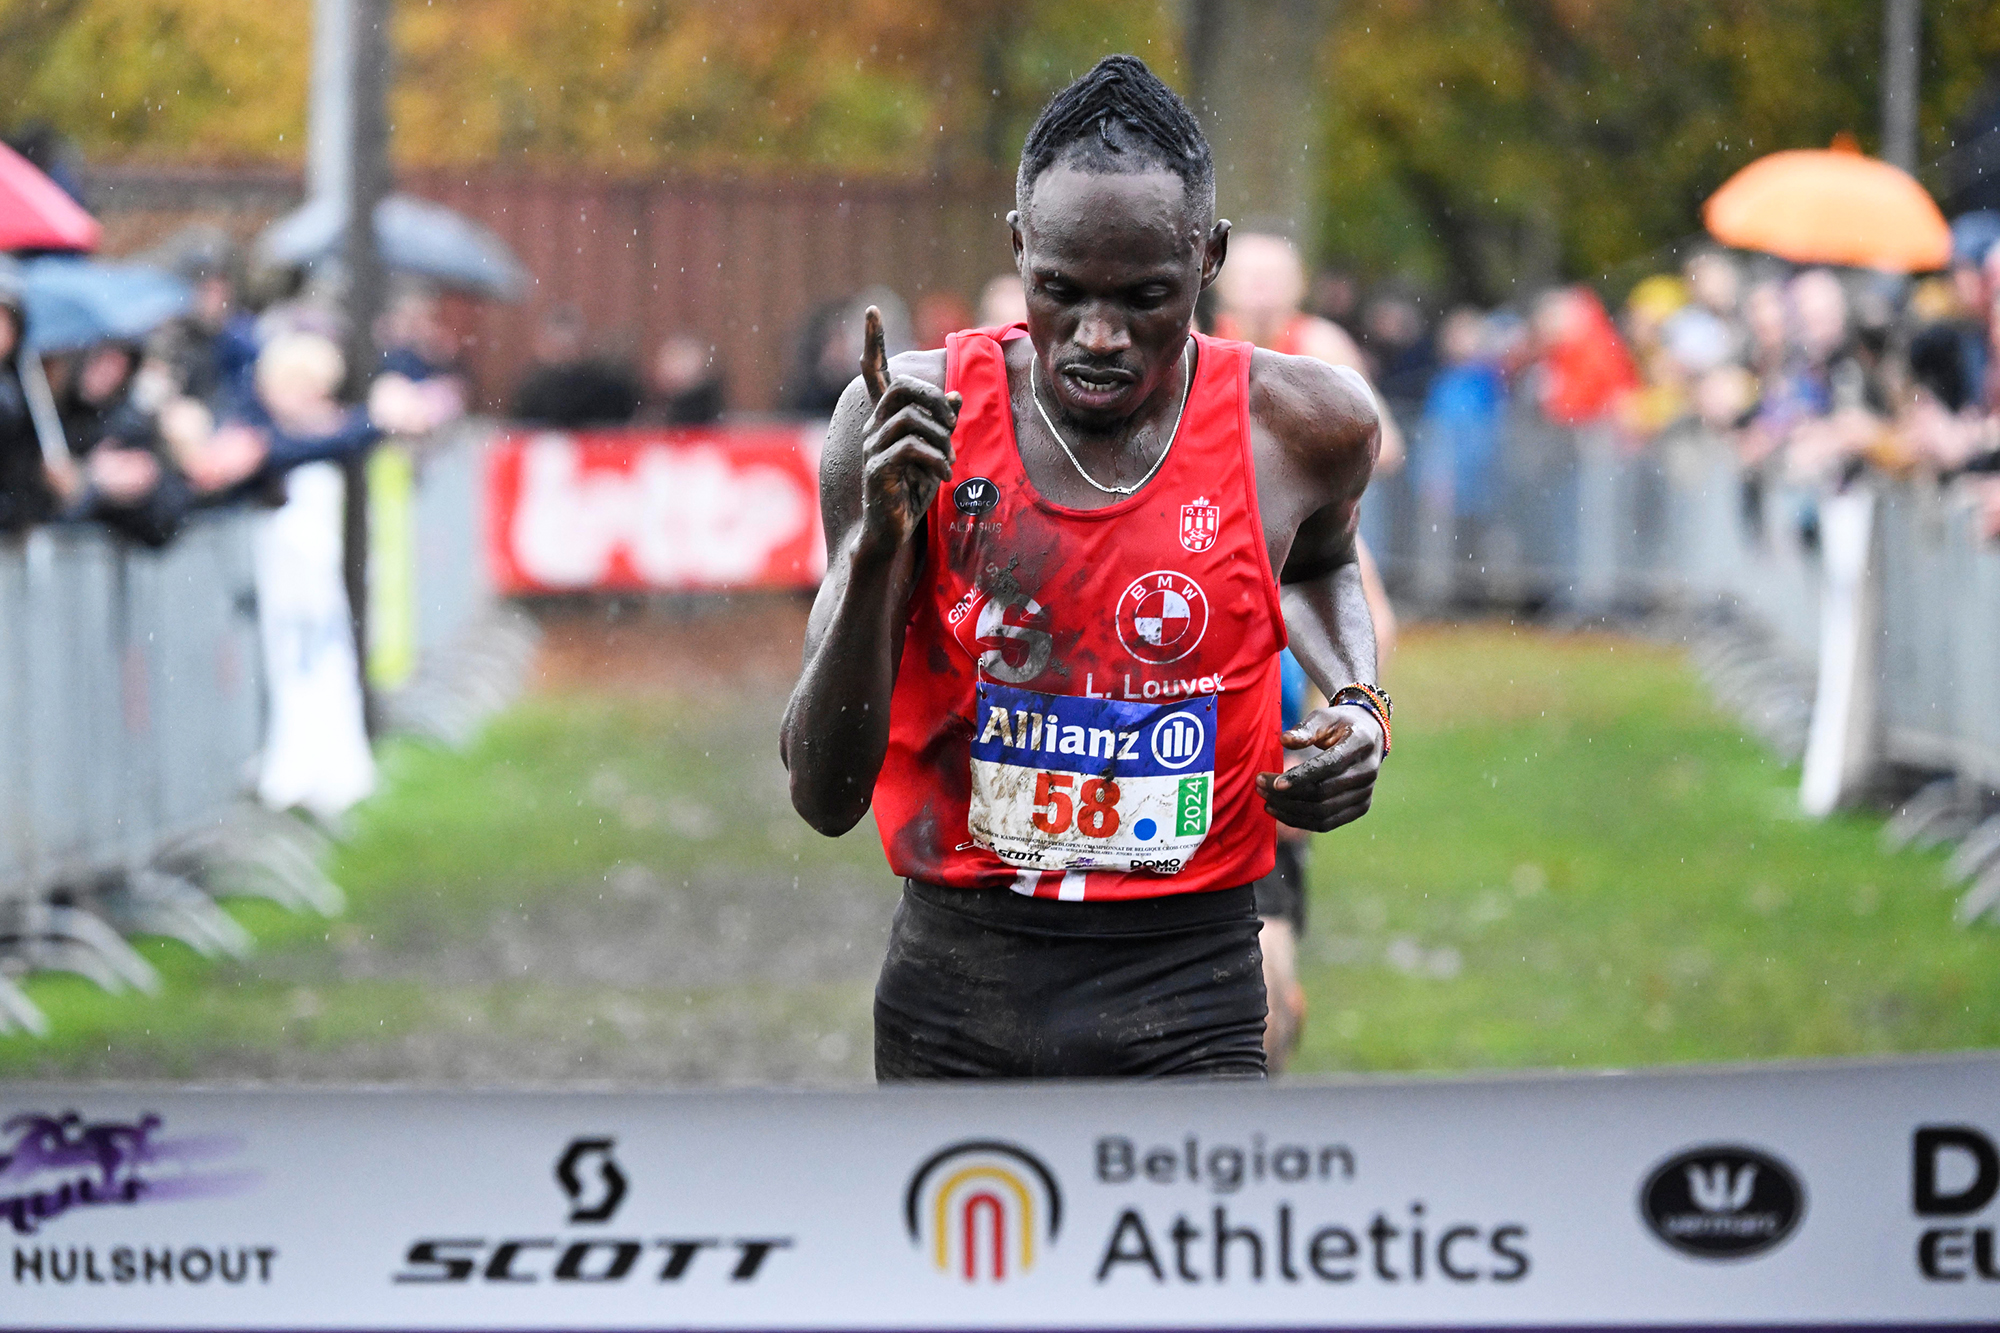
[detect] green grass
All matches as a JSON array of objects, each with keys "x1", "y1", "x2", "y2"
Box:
[
  {"x1": 0, "y1": 622, "x2": 1992, "y2": 1079},
  {"x1": 0, "y1": 690, "x2": 888, "y2": 1078},
  {"x1": 1289, "y1": 623, "x2": 1999, "y2": 1072}
]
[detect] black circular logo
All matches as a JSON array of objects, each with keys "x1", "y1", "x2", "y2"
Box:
[
  {"x1": 953, "y1": 477, "x2": 1000, "y2": 515},
  {"x1": 1640, "y1": 1145, "x2": 1804, "y2": 1260}
]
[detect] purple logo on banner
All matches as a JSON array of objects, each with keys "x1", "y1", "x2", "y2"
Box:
[{"x1": 0, "y1": 1111, "x2": 253, "y2": 1235}]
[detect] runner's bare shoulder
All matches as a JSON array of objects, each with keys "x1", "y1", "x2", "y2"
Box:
[{"x1": 1244, "y1": 345, "x2": 1380, "y2": 465}]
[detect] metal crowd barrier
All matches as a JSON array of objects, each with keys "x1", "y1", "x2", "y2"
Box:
[
  {"x1": 1375, "y1": 410, "x2": 1826, "y2": 669},
  {"x1": 0, "y1": 423, "x2": 520, "y2": 1037},
  {"x1": 374, "y1": 420, "x2": 536, "y2": 745},
  {"x1": 1873, "y1": 483, "x2": 2000, "y2": 789},
  {"x1": 1378, "y1": 405, "x2": 2000, "y2": 917},
  {"x1": 0, "y1": 514, "x2": 267, "y2": 1029}
]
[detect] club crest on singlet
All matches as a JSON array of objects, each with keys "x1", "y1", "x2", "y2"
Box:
[
  {"x1": 1179, "y1": 497, "x2": 1219, "y2": 553},
  {"x1": 1115, "y1": 570, "x2": 1209, "y2": 664}
]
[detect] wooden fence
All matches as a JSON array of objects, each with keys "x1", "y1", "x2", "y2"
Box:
[{"x1": 83, "y1": 164, "x2": 1019, "y2": 412}]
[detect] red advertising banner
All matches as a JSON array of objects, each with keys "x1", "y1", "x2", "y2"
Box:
[{"x1": 486, "y1": 425, "x2": 825, "y2": 594}]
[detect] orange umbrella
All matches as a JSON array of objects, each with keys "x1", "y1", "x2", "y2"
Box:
[{"x1": 1703, "y1": 147, "x2": 1950, "y2": 273}]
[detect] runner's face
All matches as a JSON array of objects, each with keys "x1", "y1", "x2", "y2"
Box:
[{"x1": 1012, "y1": 164, "x2": 1218, "y2": 429}]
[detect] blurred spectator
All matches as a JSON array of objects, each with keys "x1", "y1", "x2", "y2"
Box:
[
  {"x1": 639, "y1": 334, "x2": 726, "y2": 427},
  {"x1": 1361, "y1": 291, "x2": 1436, "y2": 413},
  {"x1": 1533, "y1": 286, "x2": 1640, "y2": 430},
  {"x1": 1903, "y1": 245, "x2": 2000, "y2": 482},
  {"x1": 1741, "y1": 278, "x2": 1790, "y2": 384},
  {"x1": 789, "y1": 289, "x2": 909, "y2": 415},
  {"x1": 372, "y1": 286, "x2": 468, "y2": 435},
  {"x1": 376, "y1": 286, "x2": 462, "y2": 383},
  {"x1": 1660, "y1": 253, "x2": 1752, "y2": 432},
  {"x1": 510, "y1": 306, "x2": 639, "y2": 427},
  {"x1": 0, "y1": 280, "x2": 56, "y2": 534},
  {"x1": 977, "y1": 274, "x2": 1029, "y2": 328},
  {"x1": 1771, "y1": 269, "x2": 1888, "y2": 482},
  {"x1": 150, "y1": 263, "x2": 260, "y2": 418},
  {"x1": 1309, "y1": 269, "x2": 1361, "y2": 329},
  {"x1": 251, "y1": 333, "x2": 381, "y2": 465},
  {"x1": 1215, "y1": 232, "x2": 1404, "y2": 468},
  {"x1": 1420, "y1": 307, "x2": 1507, "y2": 531},
  {"x1": 1685, "y1": 250, "x2": 1742, "y2": 312},
  {"x1": 1216, "y1": 235, "x2": 1358, "y2": 360},
  {"x1": 49, "y1": 342, "x2": 189, "y2": 547},
  {"x1": 1622, "y1": 274, "x2": 1692, "y2": 436},
  {"x1": 1907, "y1": 276, "x2": 1984, "y2": 413},
  {"x1": 914, "y1": 292, "x2": 972, "y2": 350},
  {"x1": 184, "y1": 333, "x2": 383, "y2": 503}
]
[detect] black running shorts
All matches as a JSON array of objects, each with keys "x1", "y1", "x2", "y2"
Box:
[
  {"x1": 874, "y1": 879, "x2": 1268, "y2": 1081},
  {"x1": 1251, "y1": 840, "x2": 1308, "y2": 934}
]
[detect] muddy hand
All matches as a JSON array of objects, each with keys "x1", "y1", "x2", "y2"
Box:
[
  {"x1": 856, "y1": 306, "x2": 961, "y2": 551},
  {"x1": 1255, "y1": 712, "x2": 1379, "y2": 833}
]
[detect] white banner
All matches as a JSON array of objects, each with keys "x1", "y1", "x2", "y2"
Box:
[{"x1": 1, "y1": 1055, "x2": 1995, "y2": 1329}]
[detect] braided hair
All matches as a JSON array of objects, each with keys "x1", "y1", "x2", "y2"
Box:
[{"x1": 1016, "y1": 55, "x2": 1214, "y2": 220}]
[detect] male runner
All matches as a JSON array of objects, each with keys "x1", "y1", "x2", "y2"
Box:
[
  {"x1": 781, "y1": 55, "x2": 1388, "y2": 1080},
  {"x1": 1214, "y1": 230, "x2": 1403, "y2": 1071}
]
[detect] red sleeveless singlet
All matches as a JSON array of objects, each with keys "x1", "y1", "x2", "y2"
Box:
[{"x1": 871, "y1": 325, "x2": 1285, "y2": 901}]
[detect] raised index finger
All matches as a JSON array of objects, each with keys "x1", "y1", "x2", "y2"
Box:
[{"x1": 860, "y1": 306, "x2": 890, "y2": 403}]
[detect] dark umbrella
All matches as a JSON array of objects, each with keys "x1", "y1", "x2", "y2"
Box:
[
  {"x1": 15, "y1": 255, "x2": 193, "y2": 354},
  {"x1": 256, "y1": 193, "x2": 527, "y2": 300},
  {"x1": 0, "y1": 255, "x2": 192, "y2": 467},
  {"x1": 0, "y1": 141, "x2": 100, "y2": 253}
]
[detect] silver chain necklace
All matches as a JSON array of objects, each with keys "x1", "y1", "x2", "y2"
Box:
[{"x1": 1028, "y1": 340, "x2": 1193, "y2": 498}]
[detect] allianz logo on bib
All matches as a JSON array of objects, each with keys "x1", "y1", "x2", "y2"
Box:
[
  {"x1": 971, "y1": 687, "x2": 1217, "y2": 778},
  {"x1": 1151, "y1": 712, "x2": 1206, "y2": 770}
]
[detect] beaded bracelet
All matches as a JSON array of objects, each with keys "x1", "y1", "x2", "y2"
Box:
[{"x1": 1329, "y1": 683, "x2": 1393, "y2": 755}]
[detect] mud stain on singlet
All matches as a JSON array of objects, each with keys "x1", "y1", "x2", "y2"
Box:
[
  {"x1": 977, "y1": 554, "x2": 1028, "y2": 603},
  {"x1": 889, "y1": 714, "x2": 974, "y2": 875}
]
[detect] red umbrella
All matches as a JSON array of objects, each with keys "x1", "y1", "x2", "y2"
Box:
[{"x1": 0, "y1": 141, "x2": 100, "y2": 253}]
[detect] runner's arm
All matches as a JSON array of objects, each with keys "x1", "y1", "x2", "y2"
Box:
[
  {"x1": 780, "y1": 326, "x2": 957, "y2": 837},
  {"x1": 1254, "y1": 359, "x2": 1385, "y2": 832}
]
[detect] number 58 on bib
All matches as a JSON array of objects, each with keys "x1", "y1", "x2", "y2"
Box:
[{"x1": 967, "y1": 682, "x2": 1216, "y2": 874}]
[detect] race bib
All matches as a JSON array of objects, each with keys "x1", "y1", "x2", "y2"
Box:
[{"x1": 967, "y1": 682, "x2": 1216, "y2": 875}]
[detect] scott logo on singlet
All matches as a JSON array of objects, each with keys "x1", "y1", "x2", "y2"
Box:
[{"x1": 1116, "y1": 570, "x2": 1209, "y2": 665}]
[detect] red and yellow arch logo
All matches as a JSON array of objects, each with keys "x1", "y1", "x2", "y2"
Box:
[{"x1": 904, "y1": 1141, "x2": 1062, "y2": 1283}]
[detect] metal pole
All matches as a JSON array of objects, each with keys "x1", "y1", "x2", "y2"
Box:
[
  {"x1": 341, "y1": 0, "x2": 392, "y2": 735},
  {"x1": 17, "y1": 351, "x2": 68, "y2": 472},
  {"x1": 308, "y1": 0, "x2": 354, "y2": 205},
  {"x1": 1882, "y1": 0, "x2": 1921, "y2": 173},
  {"x1": 1184, "y1": 0, "x2": 1331, "y2": 240}
]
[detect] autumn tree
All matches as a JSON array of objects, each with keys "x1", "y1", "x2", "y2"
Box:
[
  {"x1": 1317, "y1": 0, "x2": 2000, "y2": 301},
  {"x1": 0, "y1": 0, "x2": 1177, "y2": 168},
  {"x1": 9, "y1": 0, "x2": 2000, "y2": 295}
]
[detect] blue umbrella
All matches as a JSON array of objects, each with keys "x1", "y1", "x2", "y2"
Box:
[
  {"x1": 257, "y1": 193, "x2": 527, "y2": 300},
  {"x1": 14, "y1": 255, "x2": 193, "y2": 354},
  {"x1": 1951, "y1": 210, "x2": 2000, "y2": 267}
]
